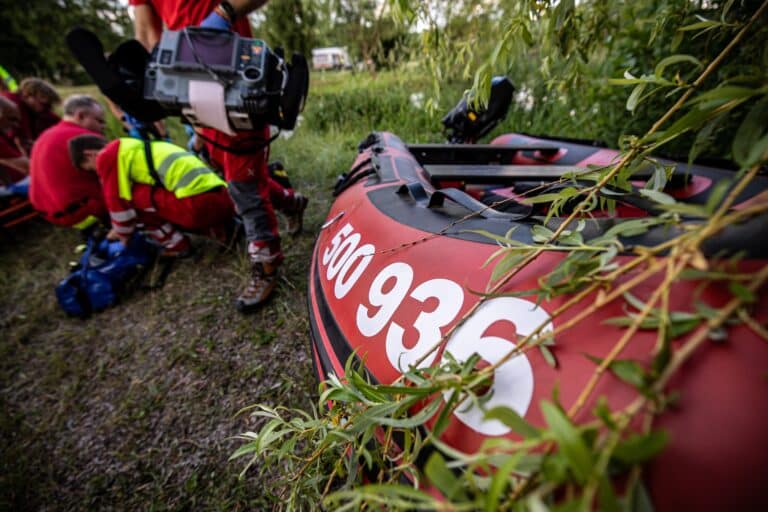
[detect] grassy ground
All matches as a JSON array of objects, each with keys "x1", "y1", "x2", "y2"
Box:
[
  {"x1": 1, "y1": 72, "x2": 409, "y2": 511},
  {"x1": 0, "y1": 177, "x2": 324, "y2": 510}
]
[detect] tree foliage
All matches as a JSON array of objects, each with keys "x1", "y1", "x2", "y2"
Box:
[
  {"x1": 254, "y1": 0, "x2": 318, "y2": 58},
  {"x1": 390, "y1": 0, "x2": 768, "y2": 160},
  {"x1": 256, "y1": 0, "x2": 413, "y2": 69},
  {"x1": 0, "y1": 0, "x2": 131, "y2": 83}
]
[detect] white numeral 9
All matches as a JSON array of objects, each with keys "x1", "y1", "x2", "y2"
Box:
[{"x1": 356, "y1": 262, "x2": 412, "y2": 337}]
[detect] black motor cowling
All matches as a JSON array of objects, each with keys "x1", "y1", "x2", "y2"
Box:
[{"x1": 442, "y1": 76, "x2": 515, "y2": 143}]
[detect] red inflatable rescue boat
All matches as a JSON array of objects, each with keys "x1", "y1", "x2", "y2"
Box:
[{"x1": 308, "y1": 95, "x2": 768, "y2": 510}]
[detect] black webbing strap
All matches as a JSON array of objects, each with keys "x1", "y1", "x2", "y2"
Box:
[
  {"x1": 142, "y1": 139, "x2": 162, "y2": 185},
  {"x1": 194, "y1": 129, "x2": 280, "y2": 155}
]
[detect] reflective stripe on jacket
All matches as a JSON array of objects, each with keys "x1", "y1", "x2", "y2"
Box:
[{"x1": 116, "y1": 138, "x2": 226, "y2": 200}]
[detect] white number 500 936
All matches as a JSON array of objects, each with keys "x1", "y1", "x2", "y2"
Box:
[{"x1": 322, "y1": 222, "x2": 552, "y2": 436}]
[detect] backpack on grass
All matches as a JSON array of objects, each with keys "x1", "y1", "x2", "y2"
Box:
[{"x1": 55, "y1": 233, "x2": 157, "y2": 317}]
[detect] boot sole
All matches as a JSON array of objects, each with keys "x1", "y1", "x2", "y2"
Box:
[{"x1": 235, "y1": 295, "x2": 273, "y2": 313}]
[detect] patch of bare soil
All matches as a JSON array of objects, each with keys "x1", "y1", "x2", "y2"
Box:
[{"x1": 0, "y1": 219, "x2": 318, "y2": 511}]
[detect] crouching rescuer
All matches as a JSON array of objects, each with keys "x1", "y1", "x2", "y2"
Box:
[{"x1": 69, "y1": 135, "x2": 234, "y2": 257}]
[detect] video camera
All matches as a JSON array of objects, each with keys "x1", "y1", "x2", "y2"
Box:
[{"x1": 66, "y1": 27, "x2": 309, "y2": 135}]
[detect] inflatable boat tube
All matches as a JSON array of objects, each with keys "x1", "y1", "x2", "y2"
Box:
[{"x1": 308, "y1": 131, "x2": 768, "y2": 510}]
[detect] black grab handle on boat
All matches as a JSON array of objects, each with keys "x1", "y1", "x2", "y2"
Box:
[{"x1": 427, "y1": 188, "x2": 530, "y2": 221}]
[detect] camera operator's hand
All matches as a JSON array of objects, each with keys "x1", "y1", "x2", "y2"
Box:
[{"x1": 122, "y1": 113, "x2": 148, "y2": 139}]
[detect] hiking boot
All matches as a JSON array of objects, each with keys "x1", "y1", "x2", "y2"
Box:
[
  {"x1": 236, "y1": 242, "x2": 283, "y2": 312},
  {"x1": 285, "y1": 193, "x2": 308, "y2": 236}
]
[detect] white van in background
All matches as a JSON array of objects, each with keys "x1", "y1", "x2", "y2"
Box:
[{"x1": 311, "y1": 47, "x2": 352, "y2": 70}]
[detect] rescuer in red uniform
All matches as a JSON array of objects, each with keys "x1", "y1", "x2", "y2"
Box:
[
  {"x1": 0, "y1": 96, "x2": 28, "y2": 184},
  {"x1": 29, "y1": 95, "x2": 109, "y2": 230},
  {"x1": 1, "y1": 77, "x2": 61, "y2": 154},
  {"x1": 129, "y1": 0, "x2": 308, "y2": 310},
  {"x1": 69, "y1": 135, "x2": 235, "y2": 256}
]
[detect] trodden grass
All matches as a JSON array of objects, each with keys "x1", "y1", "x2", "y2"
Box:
[{"x1": 0, "y1": 86, "x2": 364, "y2": 511}]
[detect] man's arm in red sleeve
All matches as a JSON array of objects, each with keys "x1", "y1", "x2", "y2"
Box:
[{"x1": 96, "y1": 142, "x2": 138, "y2": 240}]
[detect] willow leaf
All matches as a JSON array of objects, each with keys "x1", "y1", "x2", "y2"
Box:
[{"x1": 541, "y1": 401, "x2": 594, "y2": 483}]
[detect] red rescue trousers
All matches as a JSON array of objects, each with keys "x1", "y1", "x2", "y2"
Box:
[
  {"x1": 202, "y1": 127, "x2": 284, "y2": 250},
  {"x1": 130, "y1": 184, "x2": 234, "y2": 233},
  {"x1": 44, "y1": 196, "x2": 108, "y2": 230}
]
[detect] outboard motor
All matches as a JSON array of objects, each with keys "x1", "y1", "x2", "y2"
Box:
[{"x1": 442, "y1": 76, "x2": 514, "y2": 143}]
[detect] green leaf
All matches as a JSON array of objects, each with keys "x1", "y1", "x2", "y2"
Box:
[
  {"x1": 424, "y1": 451, "x2": 467, "y2": 501},
  {"x1": 604, "y1": 218, "x2": 665, "y2": 238},
  {"x1": 558, "y1": 230, "x2": 584, "y2": 246},
  {"x1": 667, "y1": 315, "x2": 701, "y2": 339},
  {"x1": 609, "y1": 76, "x2": 650, "y2": 86},
  {"x1": 745, "y1": 133, "x2": 768, "y2": 169},
  {"x1": 484, "y1": 406, "x2": 540, "y2": 438},
  {"x1": 626, "y1": 83, "x2": 647, "y2": 112},
  {"x1": 704, "y1": 179, "x2": 732, "y2": 214},
  {"x1": 728, "y1": 281, "x2": 756, "y2": 303},
  {"x1": 638, "y1": 189, "x2": 676, "y2": 205},
  {"x1": 490, "y1": 250, "x2": 532, "y2": 283},
  {"x1": 373, "y1": 397, "x2": 442, "y2": 428},
  {"x1": 603, "y1": 315, "x2": 660, "y2": 330},
  {"x1": 613, "y1": 431, "x2": 668, "y2": 464},
  {"x1": 628, "y1": 480, "x2": 655, "y2": 512},
  {"x1": 734, "y1": 97, "x2": 768, "y2": 168},
  {"x1": 659, "y1": 108, "x2": 705, "y2": 137},
  {"x1": 608, "y1": 360, "x2": 647, "y2": 389},
  {"x1": 689, "y1": 85, "x2": 758, "y2": 106},
  {"x1": 431, "y1": 389, "x2": 460, "y2": 438},
  {"x1": 485, "y1": 453, "x2": 521, "y2": 512},
  {"x1": 229, "y1": 442, "x2": 257, "y2": 461},
  {"x1": 598, "y1": 475, "x2": 622, "y2": 512},
  {"x1": 654, "y1": 54, "x2": 702, "y2": 79},
  {"x1": 689, "y1": 112, "x2": 726, "y2": 165},
  {"x1": 593, "y1": 397, "x2": 617, "y2": 430},
  {"x1": 586, "y1": 355, "x2": 647, "y2": 390},
  {"x1": 623, "y1": 292, "x2": 650, "y2": 312},
  {"x1": 541, "y1": 401, "x2": 593, "y2": 483},
  {"x1": 659, "y1": 201, "x2": 708, "y2": 218},
  {"x1": 539, "y1": 345, "x2": 558, "y2": 368},
  {"x1": 468, "y1": 227, "x2": 521, "y2": 246},
  {"x1": 327, "y1": 483, "x2": 439, "y2": 510},
  {"x1": 523, "y1": 192, "x2": 575, "y2": 204},
  {"x1": 645, "y1": 165, "x2": 668, "y2": 191},
  {"x1": 678, "y1": 19, "x2": 720, "y2": 32},
  {"x1": 532, "y1": 224, "x2": 556, "y2": 243}
]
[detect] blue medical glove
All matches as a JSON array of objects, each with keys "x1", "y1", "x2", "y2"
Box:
[
  {"x1": 200, "y1": 11, "x2": 231, "y2": 30},
  {"x1": 8, "y1": 176, "x2": 30, "y2": 197},
  {"x1": 122, "y1": 113, "x2": 147, "y2": 139}
]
